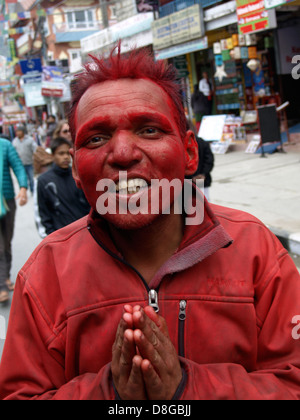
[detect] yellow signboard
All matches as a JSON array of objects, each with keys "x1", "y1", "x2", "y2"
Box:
[{"x1": 152, "y1": 4, "x2": 204, "y2": 51}]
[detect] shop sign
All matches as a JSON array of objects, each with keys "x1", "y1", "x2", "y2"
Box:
[
  {"x1": 16, "y1": 33, "x2": 31, "y2": 57},
  {"x1": 19, "y1": 58, "x2": 42, "y2": 75},
  {"x1": 119, "y1": 30, "x2": 153, "y2": 54},
  {"x1": 236, "y1": 0, "x2": 277, "y2": 34},
  {"x1": 173, "y1": 56, "x2": 189, "y2": 78},
  {"x1": 81, "y1": 13, "x2": 153, "y2": 55},
  {"x1": 264, "y1": 0, "x2": 293, "y2": 8},
  {"x1": 23, "y1": 83, "x2": 46, "y2": 108},
  {"x1": 204, "y1": 1, "x2": 236, "y2": 22},
  {"x1": 22, "y1": 74, "x2": 42, "y2": 84},
  {"x1": 41, "y1": 66, "x2": 64, "y2": 98},
  {"x1": 110, "y1": 13, "x2": 154, "y2": 42},
  {"x1": 81, "y1": 29, "x2": 112, "y2": 55},
  {"x1": 115, "y1": 0, "x2": 137, "y2": 21},
  {"x1": 152, "y1": 16, "x2": 171, "y2": 50},
  {"x1": 152, "y1": 4, "x2": 204, "y2": 50},
  {"x1": 154, "y1": 37, "x2": 208, "y2": 61}
]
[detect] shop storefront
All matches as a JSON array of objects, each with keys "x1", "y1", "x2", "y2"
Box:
[{"x1": 152, "y1": 0, "x2": 295, "y2": 149}]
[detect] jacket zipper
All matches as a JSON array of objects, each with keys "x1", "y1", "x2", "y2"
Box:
[
  {"x1": 88, "y1": 225, "x2": 161, "y2": 312},
  {"x1": 178, "y1": 300, "x2": 187, "y2": 357},
  {"x1": 148, "y1": 289, "x2": 159, "y2": 313}
]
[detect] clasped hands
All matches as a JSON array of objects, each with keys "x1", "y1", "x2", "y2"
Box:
[{"x1": 112, "y1": 305, "x2": 183, "y2": 400}]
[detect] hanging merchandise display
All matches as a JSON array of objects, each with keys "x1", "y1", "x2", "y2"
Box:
[
  {"x1": 212, "y1": 29, "x2": 278, "y2": 117},
  {"x1": 214, "y1": 64, "x2": 228, "y2": 83}
]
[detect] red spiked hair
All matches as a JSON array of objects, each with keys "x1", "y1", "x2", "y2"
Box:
[{"x1": 68, "y1": 43, "x2": 186, "y2": 142}]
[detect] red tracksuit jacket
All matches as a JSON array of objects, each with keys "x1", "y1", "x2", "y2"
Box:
[{"x1": 1, "y1": 200, "x2": 300, "y2": 400}]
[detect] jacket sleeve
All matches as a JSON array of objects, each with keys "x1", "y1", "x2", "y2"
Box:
[
  {"x1": 179, "y1": 248, "x2": 300, "y2": 400},
  {"x1": 0, "y1": 272, "x2": 115, "y2": 400},
  {"x1": 7, "y1": 142, "x2": 28, "y2": 189},
  {"x1": 36, "y1": 178, "x2": 55, "y2": 236}
]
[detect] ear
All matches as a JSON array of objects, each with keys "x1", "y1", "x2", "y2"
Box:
[
  {"x1": 70, "y1": 148, "x2": 82, "y2": 189},
  {"x1": 183, "y1": 130, "x2": 199, "y2": 176}
]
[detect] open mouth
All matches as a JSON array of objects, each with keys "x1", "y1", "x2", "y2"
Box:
[{"x1": 115, "y1": 178, "x2": 149, "y2": 195}]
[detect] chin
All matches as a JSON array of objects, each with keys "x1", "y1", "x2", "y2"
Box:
[{"x1": 102, "y1": 212, "x2": 159, "y2": 231}]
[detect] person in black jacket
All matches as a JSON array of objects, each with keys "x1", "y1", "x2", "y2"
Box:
[
  {"x1": 191, "y1": 84, "x2": 210, "y2": 132},
  {"x1": 185, "y1": 120, "x2": 214, "y2": 201},
  {"x1": 35, "y1": 137, "x2": 90, "y2": 237}
]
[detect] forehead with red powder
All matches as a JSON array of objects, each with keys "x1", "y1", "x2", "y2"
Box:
[
  {"x1": 68, "y1": 46, "x2": 187, "y2": 142},
  {"x1": 74, "y1": 78, "x2": 181, "y2": 143}
]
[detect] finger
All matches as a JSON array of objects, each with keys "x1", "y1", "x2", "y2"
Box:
[
  {"x1": 141, "y1": 359, "x2": 162, "y2": 399},
  {"x1": 123, "y1": 312, "x2": 134, "y2": 330},
  {"x1": 124, "y1": 305, "x2": 141, "y2": 329},
  {"x1": 133, "y1": 309, "x2": 168, "y2": 353},
  {"x1": 124, "y1": 305, "x2": 133, "y2": 314},
  {"x1": 119, "y1": 329, "x2": 136, "y2": 379},
  {"x1": 144, "y1": 306, "x2": 170, "y2": 337},
  {"x1": 128, "y1": 355, "x2": 145, "y2": 390},
  {"x1": 133, "y1": 329, "x2": 164, "y2": 373},
  {"x1": 112, "y1": 318, "x2": 127, "y2": 366}
]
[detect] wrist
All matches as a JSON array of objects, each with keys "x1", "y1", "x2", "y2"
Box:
[{"x1": 171, "y1": 368, "x2": 187, "y2": 400}]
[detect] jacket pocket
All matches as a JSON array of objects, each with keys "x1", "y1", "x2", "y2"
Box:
[{"x1": 178, "y1": 300, "x2": 187, "y2": 357}]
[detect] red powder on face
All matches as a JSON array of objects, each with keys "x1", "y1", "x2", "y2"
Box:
[
  {"x1": 69, "y1": 44, "x2": 187, "y2": 143},
  {"x1": 72, "y1": 78, "x2": 196, "y2": 230}
]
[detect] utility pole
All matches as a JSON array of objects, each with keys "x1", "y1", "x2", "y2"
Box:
[
  {"x1": 37, "y1": 0, "x2": 47, "y2": 64},
  {"x1": 100, "y1": 0, "x2": 109, "y2": 29}
]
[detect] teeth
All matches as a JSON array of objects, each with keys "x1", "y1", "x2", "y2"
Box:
[{"x1": 116, "y1": 178, "x2": 148, "y2": 194}]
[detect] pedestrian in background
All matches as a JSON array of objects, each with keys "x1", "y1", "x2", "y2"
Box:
[
  {"x1": 191, "y1": 84, "x2": 210, "y2": 132},
  {"x1": 12, "y1": 125, "x2": 37, "y2": 194},
  {"x1": 185, "y1": 119, "x2": 214, "y2": 201},
  {"x1": 199, "y1": 71, "x2": 213, "y2": 115},
  {"x1": 36, "y1": 120, "x2": 47, "y2": 146},
  {"x1": 52, "y1": 120, "x2": 72, "y2": 143},
  {"x1": 45, "y1": 115, "x2": 57, "y2": 147},
  {"x1": 35, "y1": 137, "x2": 90, "y2": 238},
  {"x1": 0, "y1": 137, "x2": 28, "y2": 303}
]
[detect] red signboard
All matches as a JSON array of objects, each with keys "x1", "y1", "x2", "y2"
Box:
[{"x1": 236, "y1": 0, "x2": 276, "y2": 34}]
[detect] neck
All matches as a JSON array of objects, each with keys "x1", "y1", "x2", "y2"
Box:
[{"x1": 109, "y1": 213, "x2": 184, "y2": 285}]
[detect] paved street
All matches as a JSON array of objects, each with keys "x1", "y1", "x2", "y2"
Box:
[
  {"x1": 210, "y1": 148, "x2": 300, "y2": 235},
  {"x1": 0, "y1": 195, "x2": 41, "y2": 359}
]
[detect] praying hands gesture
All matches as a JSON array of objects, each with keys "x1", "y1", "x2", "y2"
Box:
[{"x1": 111, "y1": 305, "x2": 183, "y2": 400}]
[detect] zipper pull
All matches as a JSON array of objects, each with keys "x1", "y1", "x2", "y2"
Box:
[
  {"x1": 148, "y1": 289, "x2": 159, "y2": 313},
  {"x1": 179, "y1": 300, "x2": 187, "y2": 321}
]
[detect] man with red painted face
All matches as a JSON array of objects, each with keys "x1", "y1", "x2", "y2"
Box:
[{"x1": 1, "y1": 45, "x2": 300, "y2": 400}]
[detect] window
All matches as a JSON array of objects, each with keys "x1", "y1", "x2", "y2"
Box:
[{"x1": 66, "y1": 10, "x2": 96, "y2": 30}]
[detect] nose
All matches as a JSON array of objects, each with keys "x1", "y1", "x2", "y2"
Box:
[{"x1": 106, "y1": 131, "x2": 143, "y2": 169}]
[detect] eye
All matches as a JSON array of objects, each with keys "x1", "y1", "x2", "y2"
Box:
[
  {"x1": 85, "y1": 135, "x2": 110, "y2": 148},
  {"x1": 138, "y1": 127, "x2": 161, "y2": 138}
]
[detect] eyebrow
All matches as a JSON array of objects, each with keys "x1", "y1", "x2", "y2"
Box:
[
  {"x1": 75, "y1": 112, "x2": 174, "y2": 147},
  {"x1": 75, "y1": 116, "x2": 114, "y2": 147},
  {"x1": 127, "y1": 112, "x2": 174, "y2": 132}
]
